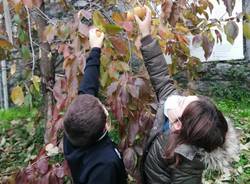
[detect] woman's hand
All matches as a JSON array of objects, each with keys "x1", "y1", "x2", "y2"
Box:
[
  {"x1": 89, "y1": 28, "x2": 105, "y2": 48},
  {"x1": 135, "y1": 6, "x2": 152, "y2": 37}
]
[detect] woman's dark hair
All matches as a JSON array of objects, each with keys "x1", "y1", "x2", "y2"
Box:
[{"x1": 165, "y1": 96, "x2": 228, "y2": 163}]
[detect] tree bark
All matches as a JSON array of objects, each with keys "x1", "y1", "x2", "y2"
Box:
[{"x1": 33, "y1": 2, "x2": 55, "y2": 143}]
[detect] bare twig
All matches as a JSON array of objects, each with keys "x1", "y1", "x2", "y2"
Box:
[{"x1": 25, "y1": 6, "x2": 36, "y2": 76}]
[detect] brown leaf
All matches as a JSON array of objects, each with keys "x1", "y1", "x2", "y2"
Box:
[
  {"x1": 202, "y1": 31, "x2": 215, "y2": 60},
  {"x1": 224, "y1": 20, "x2": 239, "y2": 44},
  {"x1": 222, "y1": 0, "x2": 235, "y2": 16},
  {"x1": 78, "y1": 23, "x2": 89, "y2": 37},
  {"x1": 0, "y1": 36, "x2": 14, "y2": 50},
  {"x1": 22, "y1": 0, "x2": 33, "y2": 8},
  {"x1": 109, "y1": 36, "x2": 128, "y2": 56},
  {"x1": 161, "y1": 0, "x2": 173, "y2": 21},
  {"x1": 43, "y1": 25, "x2": 56, "y2": 43}
]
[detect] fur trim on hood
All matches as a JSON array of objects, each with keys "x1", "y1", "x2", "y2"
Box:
[{"x1": 198, "y1": 118, "x2": 240, "y2": 171}]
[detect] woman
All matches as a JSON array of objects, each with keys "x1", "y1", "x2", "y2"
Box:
[{"x1": 135, "y1": 7, "x2": 239, "y2": 184}]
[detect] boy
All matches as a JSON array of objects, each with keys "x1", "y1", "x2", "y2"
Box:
[{"x1": 63, "y1": 28, "x2": 127, "y2": 184}]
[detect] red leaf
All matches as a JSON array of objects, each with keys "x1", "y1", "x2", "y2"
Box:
[
  {"x1": 215, "y1": 30, "x2": 222, "y2": 43},
  {"x1": 224, "y1": 20, "x2": 239, "y2": 44},
  {"x1": 123, "y1": 148, "x2": 137, "y2": 171},
  {"x1": 54, "y1": 166, "x2": 64, "y2": 178},
  {"x1": 127, "y1": 84, "x2": 139, "y2": 99},
  {"x1": 128, "y1": 121, "x2": 139, "y2": 144},
  {"x1": 122, "y1": 21, "x2": 133, "y2": 32},
  {"x1": 120, "y1": 86, "x2": 129, "y2": 105},
  {"x1": 107, "y1": 82, "x2": 118, "y2": 96},
  {"x1": 222, "y1": 0, "x2": 235, "y2": 16},
  {"x1": 192, "y1": 35, "x2": 202, "y2": 48},
  {"x1": 35, "y1": 157, "x2": 49, "y2": 175}
]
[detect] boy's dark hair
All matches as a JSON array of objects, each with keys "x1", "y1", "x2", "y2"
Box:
[{"x1": 63, "y1": 94, "x2": 107, "y2": 147}]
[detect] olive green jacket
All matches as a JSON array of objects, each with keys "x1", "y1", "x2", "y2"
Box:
[{"x1": 140, "y1": 36, "x2": 239, "y2": 184}]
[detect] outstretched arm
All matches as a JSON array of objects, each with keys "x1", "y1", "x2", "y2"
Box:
[
  {"x1": 135, "y1": 7, "x2": 177, "y2": 102},
  {"x1": 78, "y1": 28, "x2": 104, "y2": 96}
]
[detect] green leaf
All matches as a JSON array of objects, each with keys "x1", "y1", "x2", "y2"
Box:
[
  {"x1": 224, "y1": 20, "x2": 239, "y2": 44},
  {"x1": 18, "y1": 29, "x2": 29, "y2": 44},
  {"x1": 13, "y1": 14, "x2": 21, "y2": 25},
  {"x1": 92, "y1": 11, "x2": 107, "y2": 31},
  {"x1": 243, "y1": 22, "x2": 250, "y2": 39},
  {"x1": 21, "y1": 46, "x2": 31, "y2": 60},
  {"x1": 103, "y1": 24, "x2": 123, "y2": 35},
  {"x1": 31, "y1": 75, "x2": 41, "y2": 92}
]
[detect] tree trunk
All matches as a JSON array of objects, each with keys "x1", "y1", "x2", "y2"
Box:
[{"x1": 33, "y1": 2, "x2": 55, "y2": 143}]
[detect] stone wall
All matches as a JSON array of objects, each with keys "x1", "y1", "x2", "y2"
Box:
[{"x1": 174, "y1": 59, "x2": 250, "y2": 96}]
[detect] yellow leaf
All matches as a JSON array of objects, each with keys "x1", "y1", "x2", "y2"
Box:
[
  {"x1": 243, "y1": 22, "x2": 250, "y2": 39},
  {"x1": 10, "y1": 64, "x2": 16, "y2": 75},
  {"x1": 11, "y1": 85, "x2": 24, "y2": 106},
  {"x1": 31, "y1": 75, "x2": 41, "y2": 92}
]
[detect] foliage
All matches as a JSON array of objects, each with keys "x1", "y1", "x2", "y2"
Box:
[{"x1": 1, "y1": 0, "x2": 249, "y2": 183}]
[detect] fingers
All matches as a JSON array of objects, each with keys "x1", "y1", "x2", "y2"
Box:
[
  {"x1": 134, "y1": 14, "x2": 142, "y2": 25},
  {"x1": 144, "y1": 5, "x2": 151, "y2": 21}
]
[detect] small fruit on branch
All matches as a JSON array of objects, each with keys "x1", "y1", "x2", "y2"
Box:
[{"x1": 126, "y1": 6, "x2": 146, "y2": 21}]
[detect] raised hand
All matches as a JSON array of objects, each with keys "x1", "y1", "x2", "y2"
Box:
[
  {"x1": 89, "y1": 28, "x2": 105, "y2": 48},
  {"x1": 134, "y1": 6, "x2": 152, "y2": 37}
]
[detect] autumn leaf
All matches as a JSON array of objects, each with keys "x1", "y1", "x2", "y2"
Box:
[
  {"x1": 243, "y1": 22, "x2": 250, "y2": 39},
  {"x1": 0, "y1": 36, "x2": 13, "y2": 50},
  {"x1": 161, "y1": 0, "x2": 173, "y2": 21},
  {"x1": 192, "y1": 35, "x2": 202, "y2": 48},
  {"x1": 10, "y1": 64, "x2": 16, "y2": 75},
  {"x1": 202, "y1": 31, "x2": 215, "y2": 60},
  {"x1": 43, "y1": 25, "x2": 56, "y2": 43},
  {"x1": 109, "y1": 36, "x2": 128, "y2": 56},
  {"x1": 222, "y1": 0, "x2": 235, "y2": 16},
  {"x1": 31, "y1": 75, "x2": 41, "y2": 92},
  {"x1": 11, "y1": 85, "x2": 24, "y2": 106},
  {"x1": 92, "y1": 10, "x2": 107, "y2": 31},
  {"x1": 22, "y1": 0, "x2": 33, "y2": 8},
  {"x1": 103, "y1": 24, "x2": 123, "y2": 35},
  {"x1": 224, "y1": 20, "x2": 239, "y2": 44},
  {"x1": 123, "y1": 148, "x2": 137, "y2": 171}
]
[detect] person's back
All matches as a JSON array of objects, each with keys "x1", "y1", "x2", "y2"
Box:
[
  {"x1": 63, "y1": 28, "x2": 127, "y2": 184},
  {"x1": 64, "y1": 125, "x2": 127, "y2": 184}
]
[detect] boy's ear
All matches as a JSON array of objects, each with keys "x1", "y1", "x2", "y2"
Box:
[{"x1": 173, "y1": 121, "x2": 182, "y2": 131}]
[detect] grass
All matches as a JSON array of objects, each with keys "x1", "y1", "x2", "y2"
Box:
[{"x1": 0, "y1": 106, "x2": 44, "y2": 178}]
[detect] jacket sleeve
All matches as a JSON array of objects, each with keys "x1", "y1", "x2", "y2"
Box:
[
  {"x1": 140, "y1": 35, "x2": 177, "y2": 102},
  {"x1": 86, "y1": 162, "x2": 120, "y2": 184},
  {"x1": 78, "y1": 47, "x2": 101, "y2": 96}
]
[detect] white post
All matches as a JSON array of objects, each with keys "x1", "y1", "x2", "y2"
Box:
[
  {"x1": 2, "y1": 0, "x2": 13, "y2": 109},
  {"x1": 1, "y1": 60, "x2": 8, "y2": 109}
]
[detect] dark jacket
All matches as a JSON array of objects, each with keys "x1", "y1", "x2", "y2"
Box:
[
  {"x1": 63, "y1": 48, "x2": 127, "y2": 184},
  {"x1": 140, "y1": 36, "x2": 239, "y2": 184}
]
